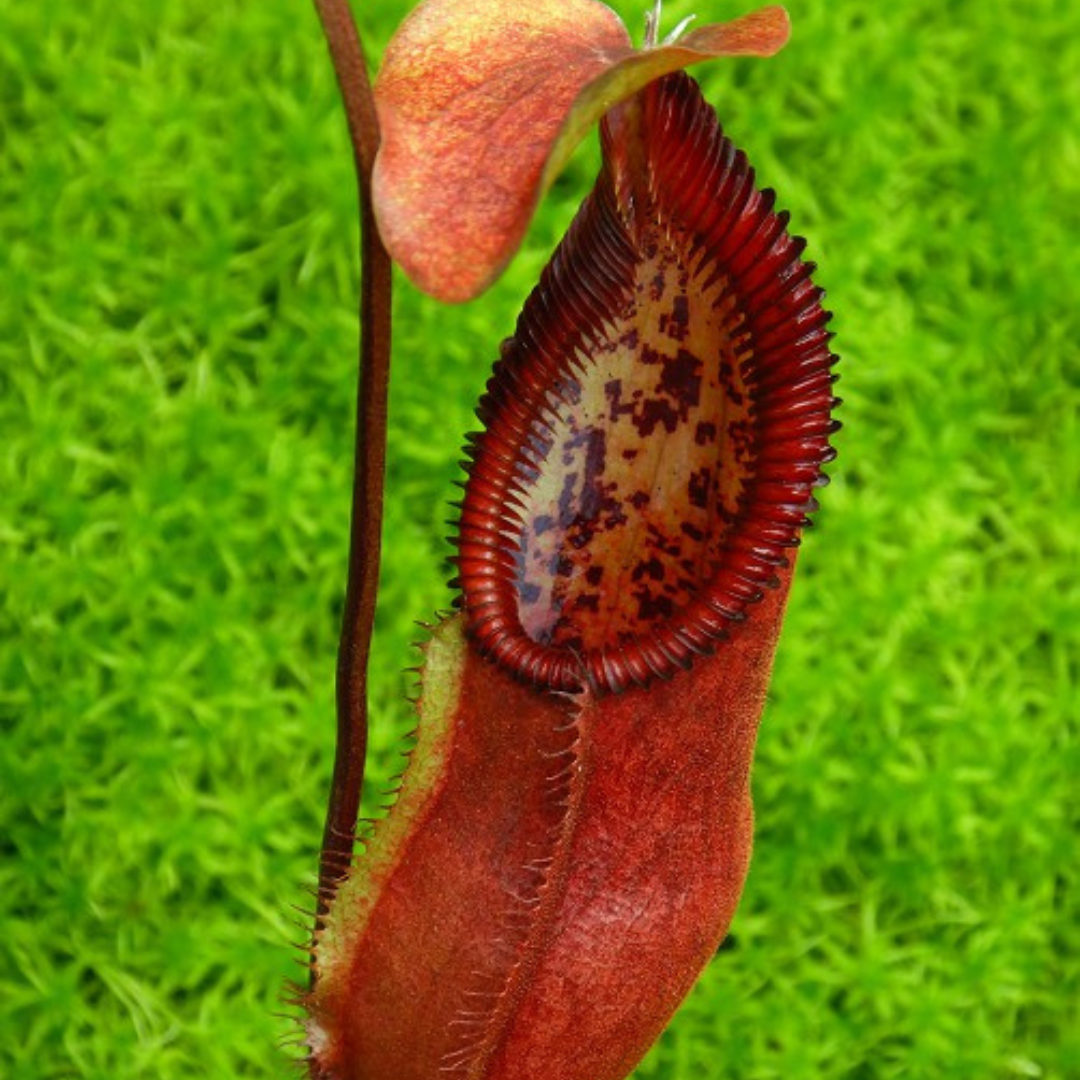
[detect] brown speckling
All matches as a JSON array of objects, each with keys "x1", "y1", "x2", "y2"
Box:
[
  {"x1": 636, "y1": 590, "x2": 676, "y2": 621},
  {"x1": 666, "y1": 295, "x2": 690, "y2": 342},
  {"x1": 631, "y1": 557, "x2": 666, "y2": 583},
  {"x1": 688, "y1": 468, "x2": 711, "y2": 510},
  {"x1": 486, "y1": 190, "x2": 756, "y2": 660},
  {"x1": 658, "y1": 348, "x2": 702, "y2": 418}
]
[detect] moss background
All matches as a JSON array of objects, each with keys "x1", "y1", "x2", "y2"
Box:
[{"x1": 2, "y1": 0, "x2": 1076, "y2": 1077}]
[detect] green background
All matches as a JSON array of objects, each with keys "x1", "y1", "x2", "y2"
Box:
[{"x1": 2, "y1": 0, "x2": 1076, "y2": 1076}]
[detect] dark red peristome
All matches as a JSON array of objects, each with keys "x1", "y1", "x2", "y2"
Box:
[{"x1": 454, "y1": 73, "x2": 837, "y2": 695}]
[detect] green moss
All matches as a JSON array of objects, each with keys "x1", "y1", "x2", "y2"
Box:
[{"x1": 1, "y1": 1, "x2": 1076, "y2": 1077}]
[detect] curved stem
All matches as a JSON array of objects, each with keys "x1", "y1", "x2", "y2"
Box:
[{"x1": 311, "y1": 0, "x2": 393, "y2": 948}]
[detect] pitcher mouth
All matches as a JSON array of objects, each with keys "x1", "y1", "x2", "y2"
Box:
[{"x1": 453, "y1": 75, "x2": 838, "y2": 696}]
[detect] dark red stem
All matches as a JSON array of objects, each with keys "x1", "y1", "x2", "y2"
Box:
[{"x1": 310, "y1": 0, "x2": 392, "y2": 941}]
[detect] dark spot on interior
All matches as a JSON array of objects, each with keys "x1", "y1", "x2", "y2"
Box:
[
  {"x1": 688, "y1": 468, "x2": 711, "y2": 510},
  {"x1": 584, "y1": 428, "x2": 607, "y2": 485},
  {"x1": 667, "y1": 295, "x2": 690, "y2": 342},
  {"x1": 729, "y1": 419, "x2": 754, "y2": 463},
  {"x1": 631, "y1": 558, "x2": 665, "y2": 583},
  {"x1": 695, "y1": 421, "x2": 717, "y2": 446},
  {"x1": 635, "y1": 397, "x2": 680, "y2": 437},
  {"x1": 601, "y1": 493, "x2": 628, "y2": 530},
  {"x1": 658, "y1": 349, "x2": 702, "y2": 418},
  {"x1": 636, "y1": 590, "x2": 676, "y2": 621},
  {"x1": 606, "y1": 378, "x2": 635, "y2": 423},
  {"x1": 646, "y1": 523, "x2": 683, "y2": 558},
  {"x1": 557, "y1": 471, "x2": 579, "y2": 527}
]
